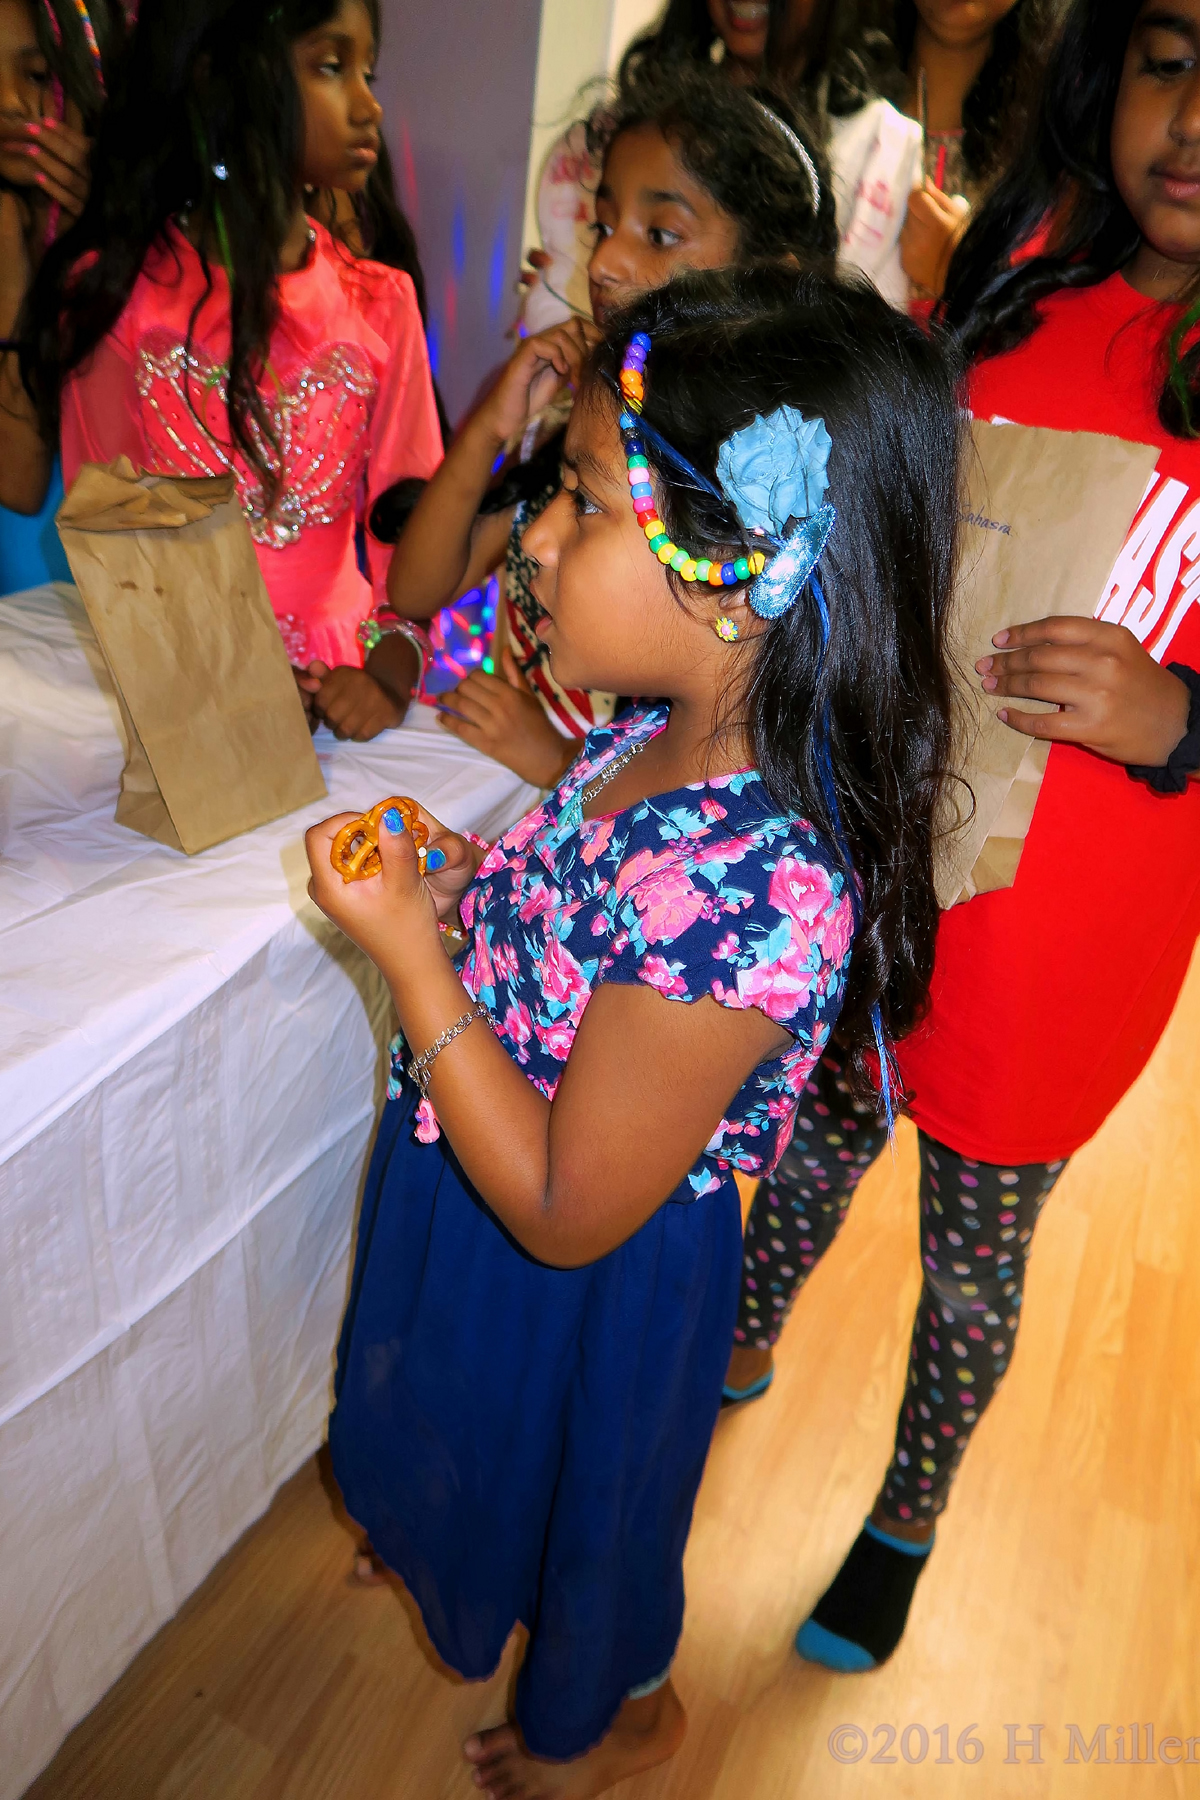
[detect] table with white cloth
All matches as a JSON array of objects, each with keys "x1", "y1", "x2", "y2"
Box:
[{"x1": 0, "y1": 584, "x2": 537, "y2": 1800}]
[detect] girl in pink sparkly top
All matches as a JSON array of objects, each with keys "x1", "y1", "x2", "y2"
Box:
[{"x1": 23, "y1": 0, "x2": 441, "y2": 740}]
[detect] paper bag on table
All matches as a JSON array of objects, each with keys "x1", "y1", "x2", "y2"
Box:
[
  {"x1": 934, "y1": 421, "x2": 1162, "y2": 909},
  {"x1": 57, "y1": 457, "x2": 325, "y2": 854}
]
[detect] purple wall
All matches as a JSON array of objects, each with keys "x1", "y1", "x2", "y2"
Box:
[{"x1": 376, "y1": 1, "x2": 543, "y2": 423}]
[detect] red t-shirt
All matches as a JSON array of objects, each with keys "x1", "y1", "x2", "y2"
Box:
[{"x1": 898, "y1": 273, "x2": 1200, "y2": 1164}]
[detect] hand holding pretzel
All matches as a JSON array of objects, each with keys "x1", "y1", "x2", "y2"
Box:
[
  {"x1": 307, "y1": 800, "x2": 487, "y2": 977},
  {"x1": 330, "y1": 796, "x2": 428, "y2": 882}
]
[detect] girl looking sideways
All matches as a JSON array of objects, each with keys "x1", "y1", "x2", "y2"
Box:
[
  {"x1": 20, "y1": 0, "x2": 441, "y2": 740},
  {"x1": 306, "y1": 262, "x2": 959, "y2": 1797},
  {"x1": 388, "y1": 62, "x2": 834, "y2": 789}
]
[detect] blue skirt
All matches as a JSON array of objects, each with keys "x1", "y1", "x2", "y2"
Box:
[{"x1": 329, "y1": 1084, "x2": 743, "y2": 1759}]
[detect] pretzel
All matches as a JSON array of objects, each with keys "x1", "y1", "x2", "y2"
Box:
[{"x1": 330, "y1": 796, "x2": 429, "y2": 882}]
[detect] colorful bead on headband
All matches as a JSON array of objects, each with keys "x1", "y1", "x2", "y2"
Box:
[{"x1": 619, "y1": 335, "x2": 766, "y2": 588}]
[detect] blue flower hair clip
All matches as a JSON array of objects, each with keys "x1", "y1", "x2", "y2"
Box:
[
  {"x1": 716, "y1": 405, "x2": 836, "y2": 620},
  {"x1": 617, "y1": 337, "x2": 836, "y2": 609}
]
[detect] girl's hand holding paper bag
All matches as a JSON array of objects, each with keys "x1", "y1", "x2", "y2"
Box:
[{"x1": 978, "y1": 616, "x2": 1192, "y2": 768}]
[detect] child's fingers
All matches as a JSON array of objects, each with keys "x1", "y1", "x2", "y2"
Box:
[
  {"x1": 305, "y1": 812, "x2": 359, "y2": 864},
  {"x1": 502, "y1": 645, "x2": 534, "y2": 693},
  {"x1": 996, "y1": 706, "x2": 1078, "y2": 740},
  {"x1": 412, "y1": 811, "x2": 475, "y2": 899},
  {"x1": 40, "y1": 119, "x2": 91, "y2": 158},
  {"x1": 447, "y1": 675, "x2": 508, "y2": 724},
  {"x1": 991, "y1": 616, "x2": 1103, "y2": 650},
  {"x1": 978, "y1": 644, "x2": 1092, "y2": 685},
  {"x1": 28, "y1": 165, "x2": 85, "y2": 211},
  {"x1": 437, "y1": 708, "x2": 494, "y2": 756},
  {"x1": 985, "y1": 668, "x2": 1087, "y2": 708},
  {"x1": 30, "y1": 146, "x2": 90, "y2": 207},
  {"x1": 374, "y1": 801, "x2": 428, "y2": 895},
  {"x1": 304, "y1": 812, "x2": 360, "y2": 906},
  {"x1": 39, "y1": 177, "x2": 86, "y2": 215},
  {"x1": 29, "y1": 127, "x2": 91, "y2": 181}
]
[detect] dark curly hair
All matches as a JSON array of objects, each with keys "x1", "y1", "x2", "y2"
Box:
[
  {"x1": 938, "y1": 0, "x2": 1200, "y2": 438},
  {"x1": 588, "y1": 59, "x2": 839, "y2": 268},
  {"x1": 22, "y1": 0, "x2": 385, "y2": 510},
  {"x1": 891, "y1": 0, "x2": 1057, "y2": 188},
  {"x1": 585, "y1": 265, "x2": 961, "y2": 1089}
]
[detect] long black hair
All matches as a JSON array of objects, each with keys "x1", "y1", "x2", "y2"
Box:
[
  {"x1": 23, "y1": 0, "x2": 373, "y2": 509},
  {"x1": 588, "y1": 59, "x2": 839, "y2": 265},
  {"x1": 309, "y1": 134, "x2": 449, "y2": 445},
  {"x1": 33, "y1": 0, "x2": 128, "y2": 132},
  {"x1": 938, "y1": 0, "x2": 1200, "y2": 436},
  {"x1": 351, "y1": 140, "x2": 428, "y2": 318},
  {"x1": 891, "y1": 0, "x2": 1056, "y2": 187},
  {"x1": 618, "y1": 0, "x2": 771, "y2": 76},
  {"x1": 769, "y1": 0, "x2": 900, "y2": 117},
  {"x1": 587, "y1": 265, "x2": 961, "y2": 1082},
  {"x1": 619, "y1": 0, "x2": 890, "y2": 118}
]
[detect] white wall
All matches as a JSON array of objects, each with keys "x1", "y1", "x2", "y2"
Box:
[
  {"x1": 520, "y1": 0, "x2": 663, "y2": 262},
  {"x1": 607, "y1": 0, "x2": 664, "y2": 67},
  {"x1": 377, "y1": 0, "x2": 543, "y2": 420}
]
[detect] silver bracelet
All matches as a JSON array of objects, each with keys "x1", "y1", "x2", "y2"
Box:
[
  {"x1": 356, "y1": 616, "x2": 433, "y2": 694},
  {"x1": 407, "y1": 1002, "x2": 494, "y2": 1095}
]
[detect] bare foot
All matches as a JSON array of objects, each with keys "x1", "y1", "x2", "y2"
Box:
[
  {"x1": 725, "y1": 1343, "x2": 773, "y2": 1392},
  {"x1": 463, "y1": 1681, "x2": 686, "y2": 1798}
]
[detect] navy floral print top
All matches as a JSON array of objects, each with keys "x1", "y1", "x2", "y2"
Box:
[{"x1": 392, "y1": 705, "x2": 857, "y2": 1200}]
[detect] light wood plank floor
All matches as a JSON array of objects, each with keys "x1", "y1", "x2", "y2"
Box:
[{"x1": 25, "y1": 952, "x2": 1200, "y2": 1799}]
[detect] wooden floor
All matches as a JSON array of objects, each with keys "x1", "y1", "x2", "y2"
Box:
[{"x1": 25, "y1": 952, "x2": 1200, "y2": 1799}]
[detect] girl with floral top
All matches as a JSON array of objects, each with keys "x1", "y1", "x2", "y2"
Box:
[{"x1": 305, "y1": 263, "x2": 958, "y2": 1797}]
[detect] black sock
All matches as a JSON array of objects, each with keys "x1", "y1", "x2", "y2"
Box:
[{"x1": 798, "y1": 1522, "x2": 933, "y2": 1669}]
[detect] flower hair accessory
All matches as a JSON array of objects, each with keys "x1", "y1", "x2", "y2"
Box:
[
  {"x1": 619, "y1": 333, "x2": 767, "y2": 588},
  {"x1": 618, "y1": 334, "x2": 835, "y2": 616},
  {"x1": 716, "y1": 405, "x2": 831, "y2": 537}
]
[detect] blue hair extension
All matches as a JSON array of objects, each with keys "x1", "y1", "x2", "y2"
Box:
[
  {"x1": 615, "y1": 400, "x2": 726, "y2": 502},
  {"x1": 809, "y1": 571, "x2": 898, "y2": 1138}
]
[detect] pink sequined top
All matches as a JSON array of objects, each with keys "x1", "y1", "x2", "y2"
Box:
[{"x1": 61, "y1": 220, "x2": 442, "y2": 669}]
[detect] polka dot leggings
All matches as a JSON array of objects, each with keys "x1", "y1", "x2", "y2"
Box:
[{"x1": 735, "y1": 1054, "x2": 1066, "y2": 1522}]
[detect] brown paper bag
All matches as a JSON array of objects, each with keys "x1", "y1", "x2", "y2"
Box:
[
  {"x1": 935, "y1": 421, "x2": 1161, "y2": 908},
  {"x1": 57, "y1": 457, "x2": 325, "y2": 853}
]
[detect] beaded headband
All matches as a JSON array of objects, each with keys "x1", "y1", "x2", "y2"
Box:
[
  {"x1": 617, "y1": 330, "x2": 835, "y2": 612},
  {"x1": 619, "y1": 333, "x2": 766, "y2": 588}
]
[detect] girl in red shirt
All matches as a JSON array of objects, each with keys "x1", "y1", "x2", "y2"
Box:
[{"x1": 729, "y1": 0, "x2": 1200, "y2": 1675}]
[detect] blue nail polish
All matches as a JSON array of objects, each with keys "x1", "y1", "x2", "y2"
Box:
[
  {"x1": 426, "y1": 847, "x2": 447, "y2": 872},
  {"x1": 382, "y1": 807, "x2": 404, "y2": 833}
]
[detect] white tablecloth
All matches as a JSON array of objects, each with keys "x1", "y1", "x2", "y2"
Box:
[{"x1": 0, "y1": 585, "x2": 537, "y2": 1799}]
